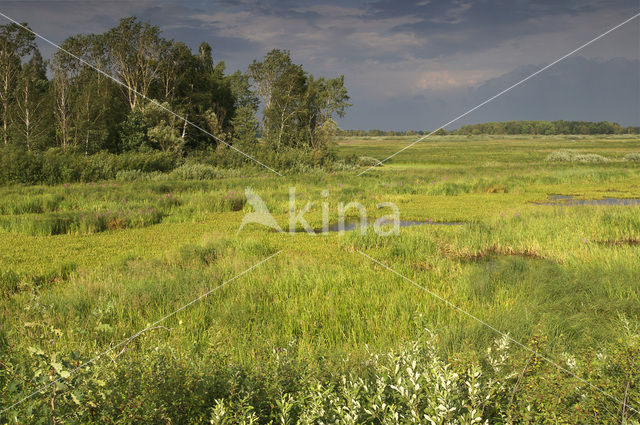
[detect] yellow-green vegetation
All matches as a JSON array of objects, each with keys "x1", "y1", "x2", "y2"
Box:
[{"x1": 1, "y1": 135, "x2": 639, "y2": 423}]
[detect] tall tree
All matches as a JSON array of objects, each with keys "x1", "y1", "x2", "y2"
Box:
[
  {"x1": 105, "y1": 17, "x2": 166, "y2": 110},
  {"x1": 249, "y1": 50, "x2": 349, "y2": 151},
  {"x1": 157, "y1": 41, "x2": 194, "y2": 103},
  {"x1": 53, "y1": 34, "x2": 112, "y2": 153},
  {"x1": 229, "y1": 70, "x2": 259, "y2": 150},
  {"x1": 0, "y1": 23, "x2": 35, "y2": 145},
  {"x1": 302, "y1": 75, "x2": 350, "y2": 150},
  {"x1": 51, "y1": 42, "x2": 78, "y2": 149},
  {"x1": 248, "y1": 49, "x2": 305, "y2": 148},
  {"x1": 199, "y1": 42, "x2": 213, "y2": 71},
  {"x1": 13, "y1": 49, "x2": 48, "y2": 150}
]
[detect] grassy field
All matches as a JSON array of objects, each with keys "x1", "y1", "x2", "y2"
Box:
[{"x1": 1, "y1": 135, "x2": 640, "y2": 423}]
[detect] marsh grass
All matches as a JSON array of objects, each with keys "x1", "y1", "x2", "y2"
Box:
[
  {"x1": 0, "y1": 262, "x2": 76, "y2": 295},
  {"x1": 1, "y1": 135, "x2": 639, "y2": 422},
  {"x1": 0, "y1": 209, "x2": 165, "y2": 235}
]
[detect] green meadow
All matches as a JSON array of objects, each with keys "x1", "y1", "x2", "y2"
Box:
[{"x1": 1, "y1": 135, "x2": 640, "y2": 423}]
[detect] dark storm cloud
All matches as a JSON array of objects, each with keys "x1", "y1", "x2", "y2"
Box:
[
  {"x1": 452, "y1": 57, "x2": 640, "y2": 128},
  {"x1": 362, "y1": 0, "x2": 638, "y2": 59}
]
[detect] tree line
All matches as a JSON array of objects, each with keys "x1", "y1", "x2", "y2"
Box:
[
  {"x1": 339, "y1": 120, "x2": 639, "y2": 137},
  {"x1": 0, "y1": 17, "x2": 350, "y2": 166},
  {"x1": 454, "y1": 120, "x2": 638, "y2": 135}
]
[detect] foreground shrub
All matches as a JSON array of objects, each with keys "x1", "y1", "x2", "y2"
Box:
[{"x1": 2, "y1": 329, "x2": 637, "y2": 424}]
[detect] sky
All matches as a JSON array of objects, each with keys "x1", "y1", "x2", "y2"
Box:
[{"x1": 1, "y1": 0, "x2": 638, "y2": 130}]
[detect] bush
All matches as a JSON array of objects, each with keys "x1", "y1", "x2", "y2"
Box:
[
  {"x1": 0, "y1": 146, "x2": 181, "y2": 185},
  {"x1": 115, "y1": 170, "x2": 165, "y2": 182},
  {"x1": 169, "y1": 163, "x2": 220, "y2": 180},
  {"x1": 545, "y1": 150, "x2": 609, "y2": 163},
  {"x1": 3, "y1": 330, "x2": 636, "y2": 423},
  {"x1": 357, "y1": 156, "x2": 383, "y2": 167},
  {"x1": 624, "y1": 152, "x2": 640, "y2": 162}
]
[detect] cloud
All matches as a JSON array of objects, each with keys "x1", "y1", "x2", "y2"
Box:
[
  {"x1": 462, "y1": 57, "x2": 640, "y2": 126},
  {"x1": 341, "y1": 57, "x2": 640, "y2": 130},
  {"x1": 0, "y1": 0, "x2": 637, "y2": 130}
]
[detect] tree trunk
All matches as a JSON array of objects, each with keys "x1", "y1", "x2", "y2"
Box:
[
  {"x1": 24, "y1": 81, "x2": 30, "y2": 151},
  {"x1": 278, "y1": 111, "x2": 285, "y2": 150},
  {"x1": 2, "y1": 75, "x2": 8, "y2": 145},
  {"x1": 2, "y1": 101, "x2": 6, "y2": 145}
]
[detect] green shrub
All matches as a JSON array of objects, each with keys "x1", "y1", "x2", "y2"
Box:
[
  {"x1": 357, "y1": 156, "x2": 383, "y2": 167},
  {"x1": 3, "y1": 331, "x2": 635, "y2": 423},
  {"x1": 624, "y1": 152, "x2": 640, "y2": 162},
  {"x1": 0, "y1": 146, "x2": 181, "y2": 185},
  {"x1": 169, "y1": 163, "x2": 220, "y2": 180},
  {"x1": 116, "y1": 169, "x2": 147, "y2": 182},
  {"x1": 115, "y1": 170, "x2": 165, "y2": 182}
]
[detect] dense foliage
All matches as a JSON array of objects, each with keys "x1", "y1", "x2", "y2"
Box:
[
  {"x1": 1, "y1": 330, "x2": 638, "y2": 424},
  {"x1": 0, "y1": 18, "x2": 349, "y2": 177}
]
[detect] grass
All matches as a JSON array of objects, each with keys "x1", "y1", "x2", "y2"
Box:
[{"x1": 1, "y1": 134, "x2": 639, "y2": 423}]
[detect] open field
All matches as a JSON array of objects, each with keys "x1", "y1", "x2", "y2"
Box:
[{"x1": 1, "y1": 135, "x2": 640, "y2": 423}]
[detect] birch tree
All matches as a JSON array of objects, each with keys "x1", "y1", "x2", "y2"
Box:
[
  {"x1": 105, "y1": 17, "x2": 166, "y2": 110},
  {"x1": 0, "y1": 23, "x2": 35, "y2": 145},
  {"x1": 13, "y1": 49, "x2": 48, "y2": 150}
]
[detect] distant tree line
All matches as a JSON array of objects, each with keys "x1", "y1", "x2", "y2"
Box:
[
  {"x1": 454, "y1": 120, "x2": 639, "y2": 135},
  {"x1": 0, "y1": 17, "x2": 350, "y2": 173},
  {"x1": 338, "y1": 120, "x2": 639, "y2": 137}
]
